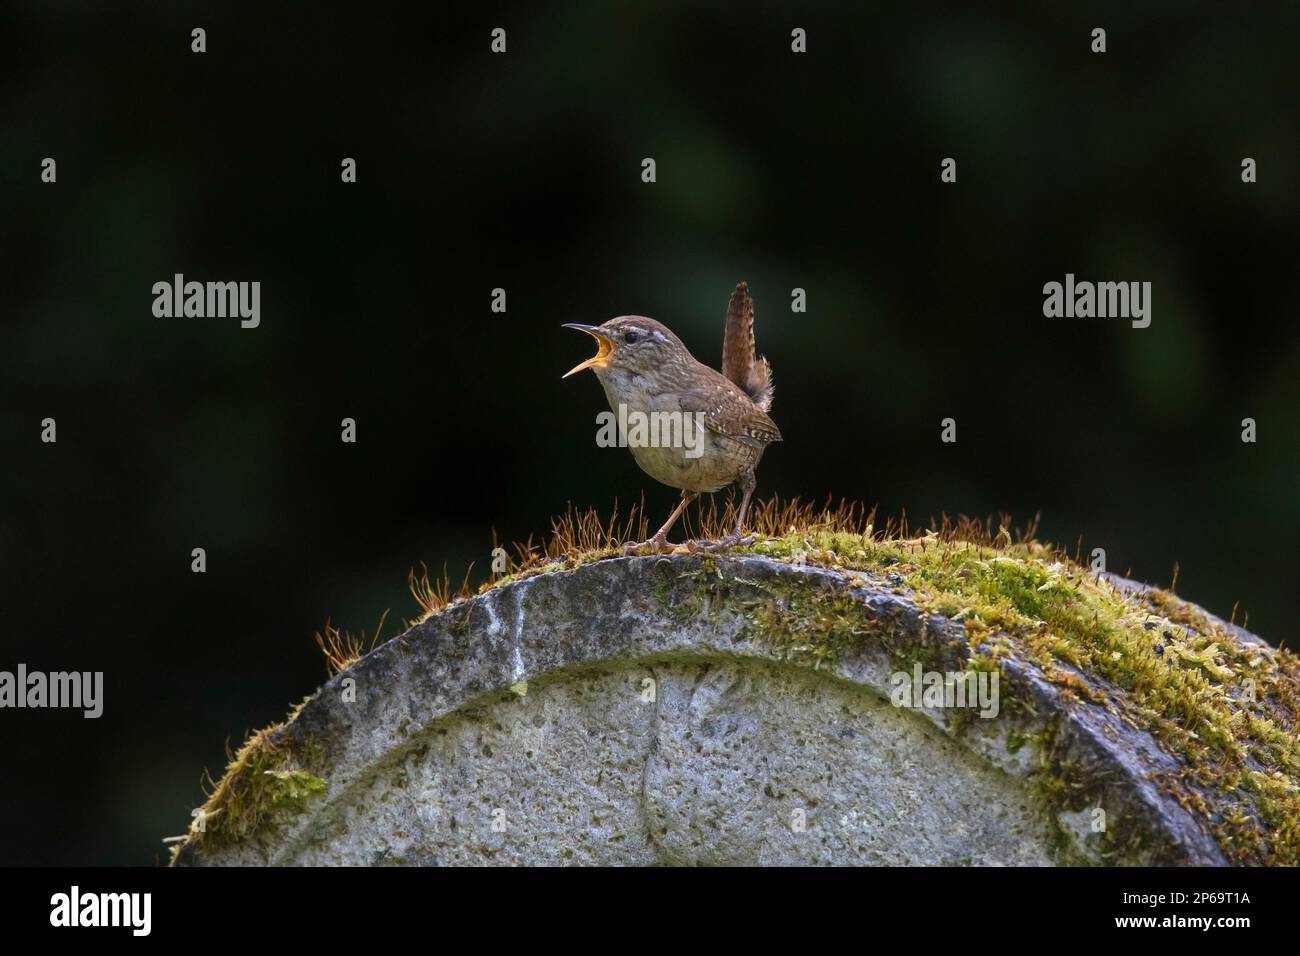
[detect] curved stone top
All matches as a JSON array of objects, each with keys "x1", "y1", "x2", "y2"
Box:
[{"x1": 174, "y1": 553, "x2": 1277, "y2": 866}]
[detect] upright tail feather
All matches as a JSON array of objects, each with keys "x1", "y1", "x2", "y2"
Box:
[{"x1": 721, "y1": 281, "x2": 774, "y2": 413}]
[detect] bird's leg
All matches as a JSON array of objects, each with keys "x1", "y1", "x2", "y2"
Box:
[
  {"x1": 622, "y1": 490, "x2": 696, "y2": 554},
  {"x1": 689, "y1": 470, "x2": 757, "y2": 551}
]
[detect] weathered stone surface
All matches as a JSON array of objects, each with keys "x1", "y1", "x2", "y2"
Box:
[{"x1": 176, "y1": 554, "x2": 1245, "y2": 866}]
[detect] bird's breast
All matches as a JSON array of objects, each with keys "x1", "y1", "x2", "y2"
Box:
[{"x1": 593, "y1": 369, "x2": 763, "y2": 491}]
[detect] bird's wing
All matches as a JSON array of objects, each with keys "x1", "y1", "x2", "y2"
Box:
[{"x1": 676, "y1": 378, "x2": 783, "y2": 444}]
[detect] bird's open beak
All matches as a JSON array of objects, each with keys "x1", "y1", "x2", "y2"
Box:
[{"x1": 561, "y1": 324, "x2": 615, "y2": 378}]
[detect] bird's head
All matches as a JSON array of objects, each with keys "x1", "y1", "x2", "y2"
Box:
[{"x1": 562, "y1": 316, "x2": 688, "y2": 380}]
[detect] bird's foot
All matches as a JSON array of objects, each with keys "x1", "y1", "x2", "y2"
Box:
[
  {"x1": 620, "y1": 535, "x2": 675, "y2": 555},
  {"x1": 685, "y1": 531, "x2": 756, "y2": 553}
]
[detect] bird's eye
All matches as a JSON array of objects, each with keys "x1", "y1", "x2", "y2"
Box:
[{"x1": 623, "y1": 331, "x2": 640, "y2": 344}]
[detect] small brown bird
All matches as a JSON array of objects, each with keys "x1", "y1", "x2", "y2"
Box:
[{"x1": 563, "y1": 281, "x2": 781, "y2": 551}]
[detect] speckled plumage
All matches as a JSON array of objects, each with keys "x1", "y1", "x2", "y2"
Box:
[
  {"x1": 589, "y1": 320, "x2": 779, "y2": 492},
  {"x1": 563, "y1": 282, "x2": 780, "y2": 550}
]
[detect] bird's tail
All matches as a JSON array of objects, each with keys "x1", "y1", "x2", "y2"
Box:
[{"x1": 721, "y1": 281, "x2": 774, "y2": 412}]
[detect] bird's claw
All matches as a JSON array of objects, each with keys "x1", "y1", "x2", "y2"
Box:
[
  {"x1": 620, "y1": 536, "x2": 673, "y2": 555},
  {"x1": 685, "y1": 533, "x2": 756, "y2": 553}
]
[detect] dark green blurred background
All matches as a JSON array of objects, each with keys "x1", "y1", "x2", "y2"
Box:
[{"x1": 2, "y1": 2, "x2": 1297, "y2": 865}]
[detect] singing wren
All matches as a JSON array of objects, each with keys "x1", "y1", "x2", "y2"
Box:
[{"x1": 562, "y1": 281, "x2": 781, "y2": 552}]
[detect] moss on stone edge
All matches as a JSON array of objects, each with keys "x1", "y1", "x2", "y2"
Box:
[
  {"x1": 734, "y1": 530, "x2": 1300, "y2": 865},
  {"x1": 170, "y1": 701, "x2": 326, "y2": 865}
]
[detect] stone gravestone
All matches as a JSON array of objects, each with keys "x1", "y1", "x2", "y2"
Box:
[{"x1": 173, "y1": 553, "x2": 1292, "y2": 866}]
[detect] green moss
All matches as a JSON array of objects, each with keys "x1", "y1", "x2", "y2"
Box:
[
  {"x1": 1005, "y1": 727, "x2": 1031, "y2": 754},
  {"x1": 171, "y1": 702, "x2": 327, "y2": 865},
  {"x1": 751, "y1": 583, "x2": 882, "y2": 669}
]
